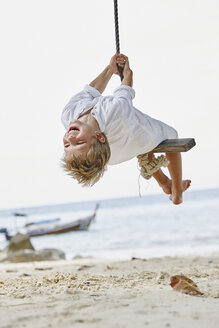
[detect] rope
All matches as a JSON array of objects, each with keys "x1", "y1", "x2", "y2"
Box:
[
  {"x1": 113, "y1": 2, "x2": 170, "y2": 182},
  {"x1": 113, "y1": 0, "x2": 124, "y2": 81},
  {"x1": 137, "y1": 153, "x2": 169, "y2": 180}
]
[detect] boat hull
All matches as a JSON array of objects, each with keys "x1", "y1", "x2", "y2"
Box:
[{"x1": 26, "y1": 215, "x2": 95, "y2": 237}]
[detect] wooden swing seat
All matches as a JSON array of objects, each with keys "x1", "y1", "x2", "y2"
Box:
[{"x1": 151, "y1": 138, "x2": 196, "y2": 153}]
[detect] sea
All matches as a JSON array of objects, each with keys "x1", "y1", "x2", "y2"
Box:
[{"x1": 0, "y1": 188, "x2": 219, "y2": 260}]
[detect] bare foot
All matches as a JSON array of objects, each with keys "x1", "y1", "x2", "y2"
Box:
[
  {"x1": 169, "y1": 180, "x2": 191, "y2": 205},
  {"x1": 161, "y1": 179, "x2": 172, "y2": 195},
  {"x1": 160, "y1": 179, "x2": 191, "y2": 195},
  {"x1": 182, "y1": 179, "x2": 191, "y2": 191}
]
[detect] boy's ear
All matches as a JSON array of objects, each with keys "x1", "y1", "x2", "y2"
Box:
[{"x1": 95, "y1": 131, "x2": 105, "y2": 143}]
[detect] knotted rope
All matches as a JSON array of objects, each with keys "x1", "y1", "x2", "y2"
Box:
[{"x1": 137, "y1": 153, "x2": 169, "y2": 180}]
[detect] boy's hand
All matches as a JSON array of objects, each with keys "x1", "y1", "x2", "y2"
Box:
[
  {"x1": 122, "y1": 56, "x2": 132, "y2": 78},
  {"x1": 121, "y1": 56, "x2": 133, "y2": 87},
  {"x1": 109, "y1": 54, "x2": 127, "y2": 75}
]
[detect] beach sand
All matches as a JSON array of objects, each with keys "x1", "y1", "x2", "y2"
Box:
[{"x1": 0, "y1": 254, "x2": 219, "y2": 328}]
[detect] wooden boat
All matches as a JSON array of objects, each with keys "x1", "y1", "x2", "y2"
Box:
[{"x1": 0, "y1": 204, "x2": 99, "y2": 240}]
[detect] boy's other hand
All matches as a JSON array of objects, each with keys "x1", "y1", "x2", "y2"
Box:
[
  {"x1": 123, "y1": 56, "x2": 133, "y2": 78},
  {"x1": 121, "y1": 56, "x2": 133, "y2": 87},
  {"x1": 109, "y1": 54, "x2": 127, "y2": 75}
]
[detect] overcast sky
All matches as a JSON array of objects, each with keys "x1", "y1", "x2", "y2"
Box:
[{"x1": 0, "y1": 0, "x2": 218, "y2": 209}]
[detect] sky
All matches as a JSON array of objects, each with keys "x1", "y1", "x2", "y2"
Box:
[{"x1": 0, "y1": 0, "x2": 218, "y2": 209}]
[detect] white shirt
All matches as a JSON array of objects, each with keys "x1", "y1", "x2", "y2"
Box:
[{"x1": 61, "y1": 85, "x2": 178, "y2": 165}]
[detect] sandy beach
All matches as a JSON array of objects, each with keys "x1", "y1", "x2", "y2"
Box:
[{"x1": 0, "y1": 254, "x2": 219, "y2": 328}]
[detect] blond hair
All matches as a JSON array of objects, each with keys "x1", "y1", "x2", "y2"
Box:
[{"x1": 61, "y1": 133, "x2": 111, "y2": 186}]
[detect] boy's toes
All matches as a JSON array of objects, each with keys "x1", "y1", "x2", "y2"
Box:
[{"x1": 182, "y1": 180, "x2": 191, "y2": 192}]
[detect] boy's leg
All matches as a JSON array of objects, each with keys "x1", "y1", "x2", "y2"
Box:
[
  {"x1": 147, "y1": 153, "x2": 172, "y2": 194},
  {"x1": 148, "y1": 152, "x2": 191, "y2": 205},
  {"x1": 165, "y1": 152, "x2": 183, "y2": 204}
]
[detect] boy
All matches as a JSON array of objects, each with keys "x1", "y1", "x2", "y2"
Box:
[{"x1": 61, "y1": 54, "x2": 191, "y2": 204}]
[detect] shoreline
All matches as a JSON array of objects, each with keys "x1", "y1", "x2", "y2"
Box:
[{"x1": 0, "y1": 253, "x2": 219, "y2": 327}]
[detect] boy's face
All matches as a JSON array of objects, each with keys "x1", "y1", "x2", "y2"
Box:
[{"x1": 63, "y1": 120, "x2": 102, "y2": 160}]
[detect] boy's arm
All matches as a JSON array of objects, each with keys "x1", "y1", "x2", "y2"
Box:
[
  {"x1": 112, "y1": 56, "x2": 135, "y2": 108},
  {"x1": 89, "y1": 65, "x2": 114, "y2": 94},
  {"x1": 89, "y1": 54, "x2": 128, "y2": 93},
  {"x1": 121, "y1": 57, "x2": 133, "y2": 87}
]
